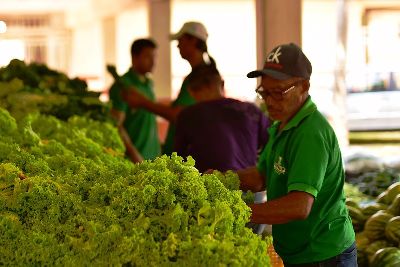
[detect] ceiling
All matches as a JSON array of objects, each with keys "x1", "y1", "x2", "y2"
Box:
[{"x1": 0, "y1": 0, "x2": 138, "y2": 16}]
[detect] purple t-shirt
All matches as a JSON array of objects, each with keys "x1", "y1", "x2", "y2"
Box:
[{"x1": 174, "y1": 98, "x2": 270, "y2": 172}]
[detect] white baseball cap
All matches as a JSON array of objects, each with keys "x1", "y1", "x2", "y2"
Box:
[{"x1": 170, "y1": 21, "x2": 208, "y2": 42}]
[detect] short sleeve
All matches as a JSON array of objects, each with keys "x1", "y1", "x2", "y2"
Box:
[
  {"x1": 286, "y1": 131, "x2": 329, "y2": 198},
  {"x1": 109, "y1": 83, "x2": 128, "y2": 112}
]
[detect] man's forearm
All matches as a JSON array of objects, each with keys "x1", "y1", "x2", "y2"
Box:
[
  {"x1": 250, "y1": 191, "x2": 314, "y2": 224},
  {"x1": 118, "y1": 127, "x2": 143, "y2": 163},
  {"x1": 125, "y1": 143, "x2": 143, "y2": 163},
  {"x1": 110, "y1": 109, "x2": 142, "y2": 163},
  {"x1": 142, "y1": 101, "x2": 182, "y2": 123}
]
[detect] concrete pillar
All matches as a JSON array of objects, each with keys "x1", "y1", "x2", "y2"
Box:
[
  {"x1": 102, "y1": 16, "x2": 117, "y2": 88},
  {"x1": 148, "y1": 0, "x2": 172, "y2": 143},
  {"x1": 259, "y1": 0, "x2": 302, "y2": 58},
  {"x1": 148, "y1": 0, "x2": 172, "y2": 99},
  {"x1": 255, "y1": 0, "x2": 266, "y2": 69},
  {"x1": 333, "y1": 0, "x2": 349, "y2": 149}
]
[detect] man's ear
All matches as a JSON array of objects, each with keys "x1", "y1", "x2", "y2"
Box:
[
  {"x1": 220, "y1": 79, "x2": 226, "y2": 96},
  {"x1": 131, "y1": 56, "x2": 136, "y2": 67},
  {"x1": 301, "y1": 79, "x2": 310, "y2": 93}
]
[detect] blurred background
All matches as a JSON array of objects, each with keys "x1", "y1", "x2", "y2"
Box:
[{"x1": 0, "y1": 0, "x2": 399, "y2": 161}]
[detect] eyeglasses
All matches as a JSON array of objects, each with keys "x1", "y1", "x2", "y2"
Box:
[{"x1": 255, "y1": 81, "x2": 301, "y2": 101}]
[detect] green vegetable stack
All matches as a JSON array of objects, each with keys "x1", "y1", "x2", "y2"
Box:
[
  {"x1": 0, "y1": 107, "x2": 270, "y2": 266},
  {"x1": 0, "y1": 59, "x2": 110, "y2": 122},
  {"x1": 345, "y1": 182, "x2": 400, "y2": 266}
]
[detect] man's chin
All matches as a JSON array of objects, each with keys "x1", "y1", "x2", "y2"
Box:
[{"x1": 267, "y1": 110, "x2": 279, "y2": 121}]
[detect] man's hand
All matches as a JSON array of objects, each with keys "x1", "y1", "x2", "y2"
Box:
[
  {"x1": 121, "y1": 88, "x2": 150, "y2": 109},
  {"x1": 237, "y1": 166, "x2": 265, "y2": 192}
]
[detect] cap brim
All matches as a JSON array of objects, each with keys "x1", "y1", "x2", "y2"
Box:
[
  {"x1": 169, "y1": 33, "x2": 180, "y2": 40},
  {"x1": 247, "y1": 69, "x2": 292, "y2": 80},
  {"x1": 170, "y1": 31, "x2": 207, "y2": 42}
]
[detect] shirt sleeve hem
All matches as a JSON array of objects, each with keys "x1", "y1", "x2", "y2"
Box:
[{"x1": 288, "y1": 183, "x2": 318, "y2": 197}]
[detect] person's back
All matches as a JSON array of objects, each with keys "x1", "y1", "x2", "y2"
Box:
[
  {"x1": 173, "y1": 65, "x2": 269, "y2": 172},
  {"x1": 175, "y1": 98, "x2": 269, "y2": 172}
]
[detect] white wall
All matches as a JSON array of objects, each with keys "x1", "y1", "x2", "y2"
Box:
[
  {"x1": 65, "y1": 1, "x2": 149, "y2": 91},
  {"x1": 303, "y1": 0, "x2": 400, "y2": 107},
  {"x1": 69, "y1": 23, "x2": 104, "y2": 78},
  {"x1": 65, "y1": 2, "x2": 104, "y2": 82},
  {"x1": 302, "y1": 1, "x2": 337, "y2": 116},
  {"x1": 171, "y1": 0, "x2": 257, "y2": 101},
  {"x1": 115, "y1": 5, "x2": 149, "y2": 76},
  {"x1": 302, "y1": 1, "x2": 337, "y2": 87}
]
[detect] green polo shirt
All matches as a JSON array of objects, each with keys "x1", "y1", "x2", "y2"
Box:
[
  {"x1": 257, "y1": 96, "x2": 355, "y2": 264},
  {"x1": 162, "y1": 78, "x2": 196, "y2": 155},
  {"x1": 109, "y1": 69, "x2": 160, "y2": 160}
]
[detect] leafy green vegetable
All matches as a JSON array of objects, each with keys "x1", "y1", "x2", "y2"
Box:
[
  {"x1": 0, "y1": 59, "x2": 111, "y2": 122},
  {"x1": 0, "y1": 107, "x2": 270, "y2": 266}
]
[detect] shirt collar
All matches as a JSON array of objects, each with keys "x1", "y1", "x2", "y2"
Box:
[{"x1": 128, "y1": 68, "x2": 150, "y2": 85}]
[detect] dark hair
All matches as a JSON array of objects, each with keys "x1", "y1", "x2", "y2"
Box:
[
  {"x1": 186, "y1": 65, "x2": 222, "y2": 91},
  {"x1": 184, "y1": 33, "x2": 217, "y2": 68},
  {"x1": 196, "y1": 39, "x2": 217, "y2": 68},
  {"x1": 130, "y1": 38, "x2": 157, "y2": 57}
]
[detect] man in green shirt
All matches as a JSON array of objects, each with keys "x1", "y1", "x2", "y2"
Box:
[
  {"x1": 121, "y1": 22, "x2": 217, "y2": 155},
  {"x1": 238, "y1": 43, "x2": 356, "y2": 266},
  {"x1": 109, "y1": 38, "x2": 160, "y2": 162}
]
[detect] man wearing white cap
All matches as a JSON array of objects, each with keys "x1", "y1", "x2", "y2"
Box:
[{"x1": 123, "y1": 21, "x2": 217, "y2": 155}]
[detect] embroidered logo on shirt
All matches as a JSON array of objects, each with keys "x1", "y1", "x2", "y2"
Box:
[{"x1": 274, "y1": 156, "x2": 286, "y2": 175}]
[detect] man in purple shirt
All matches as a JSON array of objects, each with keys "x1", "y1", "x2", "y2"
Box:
[{"x1": 174, "y1": 65, "x2": 270, "y2": 173}]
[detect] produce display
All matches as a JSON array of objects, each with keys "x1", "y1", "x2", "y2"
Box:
[
  {"x1": 0, "y1": 108, "x2": 270, "y2": 266},
  {"x1": 9, "y1": 59, "x2": 400, "y2": 266},
  {"x1": 344, "y1": 182, "x2": 372, "y2": 204},
  {"x1": 0, "y1": 59, "x2": 110, "y2": 122},
  {"x1": 347, "y1": 169, "x2": 400, "y2": 197},
  {"x1": 345, "y1": 181, "x2": 400, "y2": 266}
]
